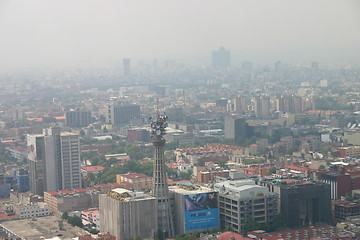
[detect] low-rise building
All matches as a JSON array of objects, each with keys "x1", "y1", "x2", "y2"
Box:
[
  {"x1": 333, "y1": 200, "x2": 360, "y2": 222},
  {"x1": 13, "y1": 202, "x2": 51, "y2": 219},
  {"x1": 116, "y1": 172, "x2": 152, "y2": 190}
]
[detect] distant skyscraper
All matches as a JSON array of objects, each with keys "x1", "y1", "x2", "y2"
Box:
[
  {"x1": 276, "y1": 95, "x2": 303, "y2": 114},
  {"x1": 254, "y1": 96, "x2": 271, "y2": 117},
  {"x1": 224, "y1": 116, "x2": 252, "y2": 143},
  {"x1": 242, "y1": 61, "x2": 253, "y2": 71},
  {"x1": 28, "y1": 127, "x2": 81, "y2": 195},
  {"x1": 233, "y1": 96, "x2": 246, "y2": 113},
  {"x1": 212, "y1": 47, "x2": 230, "y2": 68},
  {"x1": 150, "y1": 115, "x2": 175, "y2": 239},
  {"x1": 311, "y1": 61, "x2": 319, "y2": 70},
  {"x1": 123, "y1": 58, "x2": 131, "y2": 76}
]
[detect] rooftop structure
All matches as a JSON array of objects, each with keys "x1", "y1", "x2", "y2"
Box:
[
  {"x1": 0, "y1": 215, "x2": 88, "y2": 239},
  {"x1": 99, "y1": 188, "x2": 156, "y2": 240},
  {"x1": 214, "y1": 179, "x2": 278, "y2": 233}
]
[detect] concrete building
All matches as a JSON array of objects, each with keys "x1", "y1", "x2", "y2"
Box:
[
  {"x1": 224, "y1": 116, "x2": 252, "y2": 143},
  {"x1": 263, "y1": 179, "x2": 332, "y2": 228},
  {"x1": 99, "y1": 188, "x2": 156, "y2": 240},
  {"x1": 116, "y1": 172, "x2": 152, "y2": 190},
  {"x1": 28, "y1": 127, "x2": 81, "y2": 195},
  {"x1": 106, "y1": 104, "x2": 140, "y2": 125},
  {"x1": 214, "y1": 179, "x2": 278, "y2": 233},
  {"x1": 65, "y1": 109, "x2": 92, "y2": 127},
  {"x1": 333, "y1": 200, "x2": 360, "y2": 222},
  {"x1": 212, "y1": 47, "x2": 231, "y2": 68},
  {"x1": 123, "y1": 58, "x2": 131, "y2": 76},
  {"x1": 0, "y1": 215, "x2": 88, "y2": 239},
  {"x1": 44, "y1": 188, "x2": 103, "y2": 213},
  {"x1": 337, "y1": 146, "x2": 360, "y2": 159},
  {"x1": 254, "y1": 96, "x2": 271, "y2": 118},
  {"x1": 13, "y1": 202, "x2": 51, "y2": 219},
  {"x1": 277, "y1": 95, "x2": 304, "y2": 114},
  {"x1": 169, "y1": 183, "x2": 220, "y2": 235},
  {"x1": 13, "y1": 169, "x2": 29, "y2": 193}
]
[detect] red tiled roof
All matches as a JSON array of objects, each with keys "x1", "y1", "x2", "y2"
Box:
[
  {"x1": 82, "y1": 166, "x2": 105, "y2": 172},
  {"x1": 281, "y1": 179, "x2": 301, "y2": 183},
  {"x1": 73, "y1": 188, "x2": 87, "y2": 192},
  {"x1": 26, "y1": 118, "x2": 43, "y2": 122},
  {"x1": 58, "y1": 189, "x2": 73, "y2": 194},
  {"x1": 218, "y1": 231, "x2": 251, "y2": 240},
  {"x1": 45, "y1": 191, "x2": 58, "y2": 196},
  {"x1": 0, "y1": 213, "x2": 18, "y2": 220}
]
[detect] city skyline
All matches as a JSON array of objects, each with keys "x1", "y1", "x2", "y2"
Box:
[{"x1": 0, "y1": 0, "x2": 359, "y2": 72}]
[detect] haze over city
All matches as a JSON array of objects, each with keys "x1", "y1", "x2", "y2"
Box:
[
  {"x1": 1, "y1": 1, "x2": 360, "y2": 240},
  {"x1": 0, "y1": 0, "x2": 360, "y2": 72}
]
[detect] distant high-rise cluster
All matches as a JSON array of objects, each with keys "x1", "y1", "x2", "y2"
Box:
[
  {"x1": 254, "y1": 95, "x2": 271, "y2": 117},
  {"x1": 276, "y1": 95, "x2": 304, "y2": 114},
  {"x1": 27, "y1": 127, "x2": 81, "y2": 195},
  {"x1": 212, "y1": 47, "x2": 231, "y2": 68}
]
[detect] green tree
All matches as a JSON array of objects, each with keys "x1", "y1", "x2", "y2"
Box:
[
  {"x1": 62, "y1": 211, "x2": 69, "y2": 220},
  {"x1": 268, "y1": 167, "x2": 277, "y2": 175},
  {"x1": 272, "y1": 213, "x2": 286, "y2": 231},
  {"x1": 68, "y1": 216, "x2": 84, "y2": 228}
]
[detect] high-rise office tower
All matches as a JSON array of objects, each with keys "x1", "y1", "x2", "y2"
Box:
[
  {"x1": 28, "y1": 127, "x2": 81, "y2": 195},
  {"x1": 150, "y1": 115, "x2": 175, "y2": 239},
  {"x1": 106, "y1": 104, "x2": 140, "y2": 125},
  {"x1": 123, "y1": 58, "x2": 131, "y2": 76},
  {"x1": 65, "y1": 109, "x2": 92, "y2": 127},
  {"x1": 224, "y1": 116, "x2": 253, "y2": 143},
  {"x1": 212, "y1": 47, "x2": 230, "y2": 68}
]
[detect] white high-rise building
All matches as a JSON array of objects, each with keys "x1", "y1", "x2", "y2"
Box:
[{"x1": 28, "y1": 127, "x2": 81, "y2": 195}]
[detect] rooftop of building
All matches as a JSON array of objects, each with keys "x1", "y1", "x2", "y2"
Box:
[
  {"x1": 218, "y1": 231, "x2": 251, "y2": 240},
  {"x1": 117, "y1": 172, "x2": 152, "y2": 180},
  {"x1": 0, "y1": 215, "x2": 88, "y2": 239},
  {"x1": 214, "y1": 179, "x2": 271, "y2": 198},
  {"x1": 81, "y1": 166, "x2": 105, "y2": 172},
  {"x1": 247, "y1": 225, "x2": 355, "y2": 240},
  {"x1": 44, "y1": 183, "x2": 122, "y2": 197},
  {"x1": 169, "y1": 184, "x2": 214, "y2": 195},
  {"x1": 333, "y1": 200, "x2": 360, "y2": 208},
  {"x1": 106, "y1": 188, "x2": 155, "y2": 201}
]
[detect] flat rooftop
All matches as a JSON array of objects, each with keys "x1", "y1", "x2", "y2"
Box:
[
  {"x1": 169, "y1": 185, "x2": 214, "y2": 195},
  {"x1": 0, "y1": 215, "x2": 88, "y2": 239}
]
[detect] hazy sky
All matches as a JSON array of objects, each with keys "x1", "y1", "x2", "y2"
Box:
[{"x1": 0, "y1": 0, "x2": 359, "y2": 71}]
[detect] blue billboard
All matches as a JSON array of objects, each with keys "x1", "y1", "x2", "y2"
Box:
[{"x1": 184, "y1": 192, "x2": 219, "y2": 231}]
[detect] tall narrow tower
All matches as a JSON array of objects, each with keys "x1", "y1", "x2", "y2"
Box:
[{"x1": 150, "y1": 114, "x2": 175, "y2": 239}]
